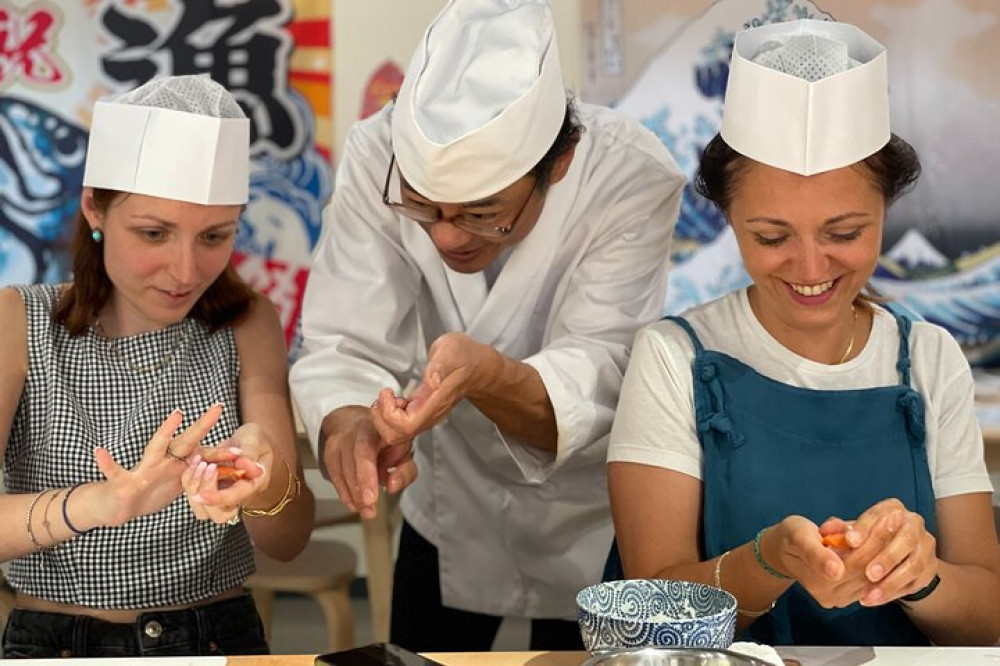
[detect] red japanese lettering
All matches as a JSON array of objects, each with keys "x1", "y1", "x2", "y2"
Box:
[{"x1": 0, "y1": 3, "x2": 65, "y2": 87}]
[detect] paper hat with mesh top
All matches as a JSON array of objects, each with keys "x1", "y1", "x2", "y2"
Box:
[
  {"x1": 391, "y1": 0, "x2": 565, "y2": 203},
  {"x1": 83, "y1": 74, "x2": 250, "y2": 205},
  {"x1": 720, "y1": 19, "x2": 890, "y2": 176}
]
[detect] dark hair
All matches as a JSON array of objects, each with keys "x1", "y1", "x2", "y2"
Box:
[
  {"x1": 53, "y1": 188, "x2": 255, "y2": 336},
  {"x1": 529, "y1": 97, "x2": 584, "y2": 191},
  {"x1": 694, "y1": 133, "x2": 922, "y2": 213}
]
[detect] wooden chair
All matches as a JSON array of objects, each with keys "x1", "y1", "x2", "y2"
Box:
[
  {"x1": 247, "y1": 539, "x2": 358, "y2": 651},
  {"x1": 313, "y1": 493, "x2": 400, "y2": 643},
  {"x1": 294, "y1": 405, "x2": 401, "y2": 643}
]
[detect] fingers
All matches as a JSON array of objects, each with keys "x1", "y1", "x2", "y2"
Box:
[
  {"x1": 377, "y1": 440, "x2": 414, "y2": 488},
  {"x1": 372, "y1": 388, "x2": 413, "y2": 445},
  {"x1": 353, "y1": 421, "x2": 385, "y2": 520},
  {"x1": 197, "y1": 445, "x2": 242, "y2": 465},
  {"x1": 786, "y1": 520, "x2": 845, "y2": 582},
  {"x1": 844, "y1": 498, "x2": 905, "y2": 548},
  {"x1": 407, "y1": 378, "x2": 437, "y2": 411},
  {"x1": 94, "y1": 446, "x2": 123, "y2": 481},
  {"x1": 182, "y1": 458, "x2": 211, "y2": 521},
  {"x1": 857, "y1": 512, "x2": 935, "y2": 606},
  {"x1": 324, "y1": 430, "x2": 357, "y2": 513},
  {"x1": 325, "y1": 417, "x2": 383, "y2": 517},
  {"x1": 374, "y1": 377, "x2": 456, "y2": 445},
  {"x1": 818, "y1": 516, "x2": 852, "y2": 537},
  {"x1": 339, "y1": 426, "x2": 364, "y2": 511},
  {"x1": 145, "y1": 408, "x2": 187, "y2": 459},
  {"x1": 195, "y1": 460, "x2": 269, "y2": 507},
  {"x1": 385, "y1": 457, "x2": 418, "y2": 495},
  {"x1": 183, "y1": 456, "x2": 242, "y2": 524},
  {"x1": 171, "y1": 403, "x2": 225, "y2": 459}
]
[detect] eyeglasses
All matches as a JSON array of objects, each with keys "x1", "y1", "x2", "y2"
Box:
[{"x1": 381, "y1": 152, "x2": 537, "y2": 238}]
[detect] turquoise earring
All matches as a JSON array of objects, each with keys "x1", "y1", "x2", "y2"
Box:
[{"x1": 91, "y1": 229, "x2": 103, "y2": 243}]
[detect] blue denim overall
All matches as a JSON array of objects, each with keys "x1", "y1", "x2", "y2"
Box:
[{"x1": 607, "y1": 311, "x2": 935, "y2": 646}]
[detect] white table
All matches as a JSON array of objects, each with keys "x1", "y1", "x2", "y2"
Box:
[{"x1": 777, "y1": 645, "x2": 1000, "y2": 665}]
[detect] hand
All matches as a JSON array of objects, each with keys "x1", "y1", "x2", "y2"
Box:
[
  {"x1": 322, "y1": 406, "x2": 410, "y2": 520},
  {"x1": 377, "y1": 438, "x2": 417, "y2": 497},
  {"x1": 829, "y1": 498, "x2": 938, "y2": 606},
  {"x1": 182, "y1": 423, "x2": 270, "y2": 524},
  {"x1": 93, "y1": 404, "x2": 223, "y2": 527},
  {"x1": 371, "y1": 332, "x2": 499, "y2": 446},
  {"x1": 766, "y1": 516, "x2": 874, "y2": 609}
]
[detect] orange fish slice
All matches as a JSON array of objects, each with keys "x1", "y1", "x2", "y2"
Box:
[
  {"x1": 216, "y1": 466, "x2": 246, "y2": 481},
  {"x1": 821, "y1": 533, "x2": 849, "y2": 549}
]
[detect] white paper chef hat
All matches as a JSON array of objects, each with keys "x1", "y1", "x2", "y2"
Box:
[
  {"x1": 720, "y1": 19, "x2": 890, "y2": 176},
  {"x1": 391, "y1": 0, "x2": 565, "y2": 202},
  {"x1": 83, "y1": 75, "x2": 250, "y2": 205}
]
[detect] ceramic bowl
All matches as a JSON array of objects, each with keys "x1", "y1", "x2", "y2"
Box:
[{"x1": 577, "y1": 580, "x2": 737, "y2": 652}]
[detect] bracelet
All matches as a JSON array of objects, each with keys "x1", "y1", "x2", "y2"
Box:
[
  {"x1": 41, "y1": 488, "x2": 63, "y2": 544},
  {"x1": 898, "y1": 574, "x2": 941, "y2": 606},
  {"x1": 62, "y1": 484, "x2": 93, "y2": 536},
  {"x1": 714, "y1": 550, "x2": 776, "y2": 618},
  {"x1": 754, "y1": 528, "x2": 793, "y2": 580},
  {"x1": 25, "y1": 490, "x2": 49, "y2": 551},
  {"x1": 243, "y1": 452, "x2": 301, "y2": 517}
]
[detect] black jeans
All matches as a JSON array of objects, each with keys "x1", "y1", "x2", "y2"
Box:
[
  {"x1": 390, "y1": 520, "x2": 584, "y2": 652},
  {"x1": 2, "y1": 593, "x2": 268, "y2": 658}
]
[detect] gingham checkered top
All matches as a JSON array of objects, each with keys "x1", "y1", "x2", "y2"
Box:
[{"x1": 4, "y1": 284, "x2": 254, "y2": 609}]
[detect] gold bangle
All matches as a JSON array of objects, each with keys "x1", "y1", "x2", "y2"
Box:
[
  {"x1": 243, "y1": 452, "x2": 300, "y2": 517},
  {"x1": 25, "y1": 490, "x2": 51, "y2": 551},
  {"x1": 714, "y1": 550, "x2": 776, "y2": 618},
  {"x1": 41, "y1": 488, "x2": 64, "y2": 545}
]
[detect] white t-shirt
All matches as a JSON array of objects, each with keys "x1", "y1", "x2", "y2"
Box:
[{"x1": 609, "y1": 289, "x2": 993, "y2": 500}]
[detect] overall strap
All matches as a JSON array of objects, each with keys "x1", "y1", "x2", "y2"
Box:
[
  {"x1": 889, "y1": 308, "x2": 915, "y2": 388},
  {"x1": 664, "y1": 316, "x2": 745, "y2": 451},
  {"x1": 664, "y1": 315, "x2": 706, "y2": 356}
]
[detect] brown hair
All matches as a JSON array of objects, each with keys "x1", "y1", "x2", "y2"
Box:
[
  {"x1": 53, "y1": 189, "x2": 255, "y2": 336},
  {"x1": 694, "y1": 133, "x2": 921, "y2": 213}
]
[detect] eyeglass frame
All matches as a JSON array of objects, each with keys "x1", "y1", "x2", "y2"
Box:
[{"x1": 381, "y1": 152, "x2": 538, "y2": 238}]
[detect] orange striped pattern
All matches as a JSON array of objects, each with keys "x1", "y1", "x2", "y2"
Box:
[{"x1": 289, "y1": 0, "x2": 333, "y2": 162}]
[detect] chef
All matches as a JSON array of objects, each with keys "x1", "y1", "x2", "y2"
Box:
[{"x1": 290, "y1": 0, "x2": 683, "y2": 651}]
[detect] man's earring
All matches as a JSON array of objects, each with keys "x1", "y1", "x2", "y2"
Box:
[{"x1": 91, "y1": 229, "x2": 103, "y2": 243}]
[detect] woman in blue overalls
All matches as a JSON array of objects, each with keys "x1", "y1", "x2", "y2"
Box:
[{"x1": 606, "y1": 19, "x2": 1000, "y2": 646}]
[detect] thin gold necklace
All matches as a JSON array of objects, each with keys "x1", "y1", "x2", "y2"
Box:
[
  {"x1": 95, "y1": 321, "x2": 186, "y2": 374},
  {"x1": 838, "y1": 305, "x2": 858, "y2": 364}
]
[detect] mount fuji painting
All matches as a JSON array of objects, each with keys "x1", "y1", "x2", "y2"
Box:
[{"x1": 885, "y1": 229, "x2": 949, "y2": 272}]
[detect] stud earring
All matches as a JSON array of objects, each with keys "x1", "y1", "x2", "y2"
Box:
[{"x1": 91, "y1": 229, "x2": 103, "y2": 243}]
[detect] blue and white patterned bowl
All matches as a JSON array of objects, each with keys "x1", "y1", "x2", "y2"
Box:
[{"x1": 577, "y1": 580, "x2": 737, "y2": 652}]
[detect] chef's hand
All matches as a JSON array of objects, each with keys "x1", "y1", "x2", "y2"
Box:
[
  {"x1": 322, "y1": 405, "x2": 414, "y2": 520},
  {"x1": 826, "y1": 498, "x2": 938, "y2": 607},
  {"x1": 371, "y1": 332, "x2": 500, "y2": 446},
  {"x1": 182, "y1": 423, "x2": 269, "y2": 525},
  {"x1": 93, "y1": 404, "x2": 222, "y2": 527}
]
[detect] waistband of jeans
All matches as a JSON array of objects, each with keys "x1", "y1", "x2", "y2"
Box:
[{"x1": 10, "y1": 592, "x2": 257, "y2": 632}]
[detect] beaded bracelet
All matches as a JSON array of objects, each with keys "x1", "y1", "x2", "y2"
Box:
[
  {"x1": 754, "y1": 528, "x2": 793, "y2": 580},
  {"x1": 243, "y1": 452, "x2": 300, "y2": 518},
  {"x1": 713, "y1": 550, "x2": 776, "y2": 618},
  {"x1": 62, "y1": 484, "x2": 93, "y2": 536}
]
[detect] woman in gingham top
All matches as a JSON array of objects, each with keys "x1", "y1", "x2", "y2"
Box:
[{"x1": 0, "y1": 75, "x2": 315, "y2": 657}]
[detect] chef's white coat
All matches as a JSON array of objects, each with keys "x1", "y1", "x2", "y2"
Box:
[{"x1": 290, "y1": 102, "x2": 683, "y2": 619}]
